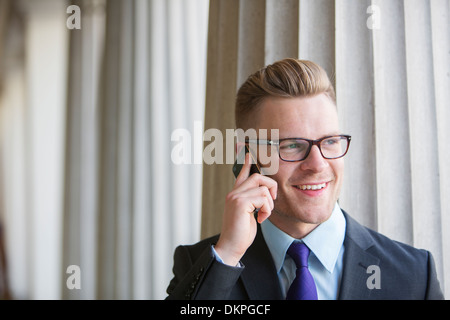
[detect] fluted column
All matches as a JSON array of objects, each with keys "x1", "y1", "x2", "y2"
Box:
[{"x1": 201, "y1": 0, "x2": 449, "y2": 297}]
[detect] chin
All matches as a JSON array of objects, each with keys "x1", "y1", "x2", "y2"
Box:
[
  {"x1": 296, "y1": 207, "x2": 331, "y2": 224},
  {"x1": 274, "y1": 201, "x2": 334, "y2": 225},
  {"x1": 299, "y1": 210, "x2": 331, "y2": 224}
]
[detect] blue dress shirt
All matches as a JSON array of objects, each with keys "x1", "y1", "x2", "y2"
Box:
[{"x1": 260, "y1": 202, "x2": 346, "y2": 300}]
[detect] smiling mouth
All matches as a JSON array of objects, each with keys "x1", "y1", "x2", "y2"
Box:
[{"x1": 293, "y1": 182, "x2": 328, "y2": 191}]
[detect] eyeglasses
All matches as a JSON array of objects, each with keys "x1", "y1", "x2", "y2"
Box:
[{"x1": 246, "y1": 135, "x2": 351, "y2": 162}]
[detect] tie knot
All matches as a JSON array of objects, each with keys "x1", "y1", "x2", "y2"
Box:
[{"x1": 287, "y1": 242, "x2": 310, "y2": 268}]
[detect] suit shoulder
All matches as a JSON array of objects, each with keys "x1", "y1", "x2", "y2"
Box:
[
  {"x1": 344, "y1": 212, "x2": 428, "y2": 262},
  {"x1": 342, "y1": 212, "x2": 444, "y2": 299},
  {"x1": 344, "y1": 212, "x2": 430, "y2": 273},
  {"x1": 364, "y1": 226, "x2": 428, "y2": 262}
]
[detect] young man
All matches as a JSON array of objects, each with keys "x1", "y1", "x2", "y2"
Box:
[{"x1": 166, "y1": 58, "x2": 444, "y2": 300}]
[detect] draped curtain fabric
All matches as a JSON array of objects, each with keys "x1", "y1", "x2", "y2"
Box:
[
  {"x1": 0, "y1": 0, "x2": 69, "y2": 299},
  {"x1": 201, "y1": 0, "x2": 449, "y2": 298},
  {"x1": 64, "y1": 0, "x2": 209, "y2": 299},
  {"x1": 0, "y1": 0, "x2": 208, "y2": 299},
  {"x1": 0, "y1": 0, "x2": 448, "y2": 300}
]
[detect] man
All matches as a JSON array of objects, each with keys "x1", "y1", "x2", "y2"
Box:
[{"x1": 166, "y1": 58, "x2": 444, "y2": 300}]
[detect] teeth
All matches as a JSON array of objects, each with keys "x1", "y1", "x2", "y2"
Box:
[{"x1": 297, "y1": 183, "x2": 326, "y2": 190}]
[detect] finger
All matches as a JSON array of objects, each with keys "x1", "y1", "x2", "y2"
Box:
[
  {"x1": 256, "y1": 207, "x2": 271, "y2": 224},
  {"x1": 234, "y1": 172, "x2": 278, "y2": 201},
  {"x1": 234, "y1": 152, "x2": 252, "y2": 187},
  {"x1": 241, "y1": 186, "x2": 274, "y2": 211},
  {"x1": 248, "y1": 196, "x2": 272, "y2": 223},
  {"x1": 262, "y1": 176, "x2": 278, "y2": 200}
]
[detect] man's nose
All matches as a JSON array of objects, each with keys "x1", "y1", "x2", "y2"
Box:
[{"x1": 299, "y1": 145, "x2": 328, "y2": 172}]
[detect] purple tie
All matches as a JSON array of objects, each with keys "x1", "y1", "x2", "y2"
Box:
[{"x1": 286, "y1": 242, "x2": 318, "y2": 300}]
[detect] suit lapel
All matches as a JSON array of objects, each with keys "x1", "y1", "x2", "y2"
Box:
[
  {"x1": 240, "y1": 226, "x2": 283, "y2": 300},
  {"x1": 238, "y1": 212, "x2": 381, "y2": 300},
  {"x1": 338, "y1": 213, "x2": 380, "y2": 300}
]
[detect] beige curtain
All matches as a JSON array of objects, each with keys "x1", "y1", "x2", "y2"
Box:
[
  {"x1": 201, "y1": 0, "x2": 449, "y2": 298},
  {"x1": 0, "y1": 0, "x2": 209, "y2": 299},
  {"x1": 63, "y1": 0, "x2": 209, "y2": 299},
  {"x1": 0, "y1": 0, "x2": 69, "y2": 299},
  {"x1": 0, "y1": 0, "x2": 447, "y2": 300}
]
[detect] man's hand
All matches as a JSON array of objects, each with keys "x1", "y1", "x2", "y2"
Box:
[{"x1": 215, "y1": 153, "x2": 278, "y2": 266}]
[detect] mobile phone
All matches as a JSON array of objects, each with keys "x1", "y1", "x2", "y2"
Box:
[
  {"x1": 232, "y1": 144, "x2": 261, "y2": 178},
  {"x1": 232, "y1": 145, "x2": 261, "y2": 219}
]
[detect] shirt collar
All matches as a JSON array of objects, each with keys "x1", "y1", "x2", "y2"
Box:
[{"x1": 261, "y1": 202, "x2": 346, "y2": 274}]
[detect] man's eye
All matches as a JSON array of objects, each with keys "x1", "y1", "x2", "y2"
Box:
[
  {"x1": 280, "y1": 142, "x2": 307, "y2": 151},
  {"x1": 323, "y1": 138, "x2": 339, "y2": 145}
]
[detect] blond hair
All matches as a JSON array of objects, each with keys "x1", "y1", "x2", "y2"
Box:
[{"x1": 235, "y1": 58, "x2": 336, "y2": 129}]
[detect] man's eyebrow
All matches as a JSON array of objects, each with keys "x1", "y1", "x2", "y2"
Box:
[{"x1": 275, "y1": 132, "x2": 343, "y2": 140}]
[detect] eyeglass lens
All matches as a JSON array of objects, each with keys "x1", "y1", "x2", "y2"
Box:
[{"x1": 278, "y1": 136, "x2": 349, "y2": 161}]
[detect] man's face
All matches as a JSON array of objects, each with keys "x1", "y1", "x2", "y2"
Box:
[{"x1": 254, "y1": 94, "x2": 345, "y2": 237}]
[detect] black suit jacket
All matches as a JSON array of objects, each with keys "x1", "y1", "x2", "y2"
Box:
[{"x1": 166, "y1": 211, "x2": 444, "y2": 300}]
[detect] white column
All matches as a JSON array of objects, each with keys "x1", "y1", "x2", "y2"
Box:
[
  {"x1": 23, "y1": 0, "x2": 69, "y2": 299},
  {"x1": 201, "y1": 0, "x2": 240, "y2": 239},
  {"x1": 430, "y1": 0, "x2": 450, "y2": 297},
  {"x1": 63, "y1": 0, "x2": 105, "y2": 300},
  {"x1": 265, "y1": 0, "x2": 298, "y2": 64},
  {"x1": 372, "y1": 0, "x2": 413, "y2": 244},
  {"x1": 336, "y1": 0, "x2": 377, "y2": 230},
  {"x1": 0, "y1": 25, "x2": 29, "y2": 299},
  {"x1": 132, "y1": 0, "x2": 152, "y2": 300},
  {"x1": 298, "y1": 0, "x2": 335, "y2": 78},
  {"x1": 404, "y1": 0, "x2": 443, "y2": 283},
  {"x1": 237, "y1": 0, "x2": 266, "y2": 87},
  {"x1": 150, "y1": 0, "x2": 209, "y2": 299},
  {"x1": 77, "y1": 0, "x2": 104, "y2": 300},
  {"x1": 149, "y1": 0, "x2": 172, "y2": 299}
]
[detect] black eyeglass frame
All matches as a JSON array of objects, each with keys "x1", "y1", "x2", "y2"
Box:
[{"x1": 245, "y1": 134, "x2": 352, "y2": 162}]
